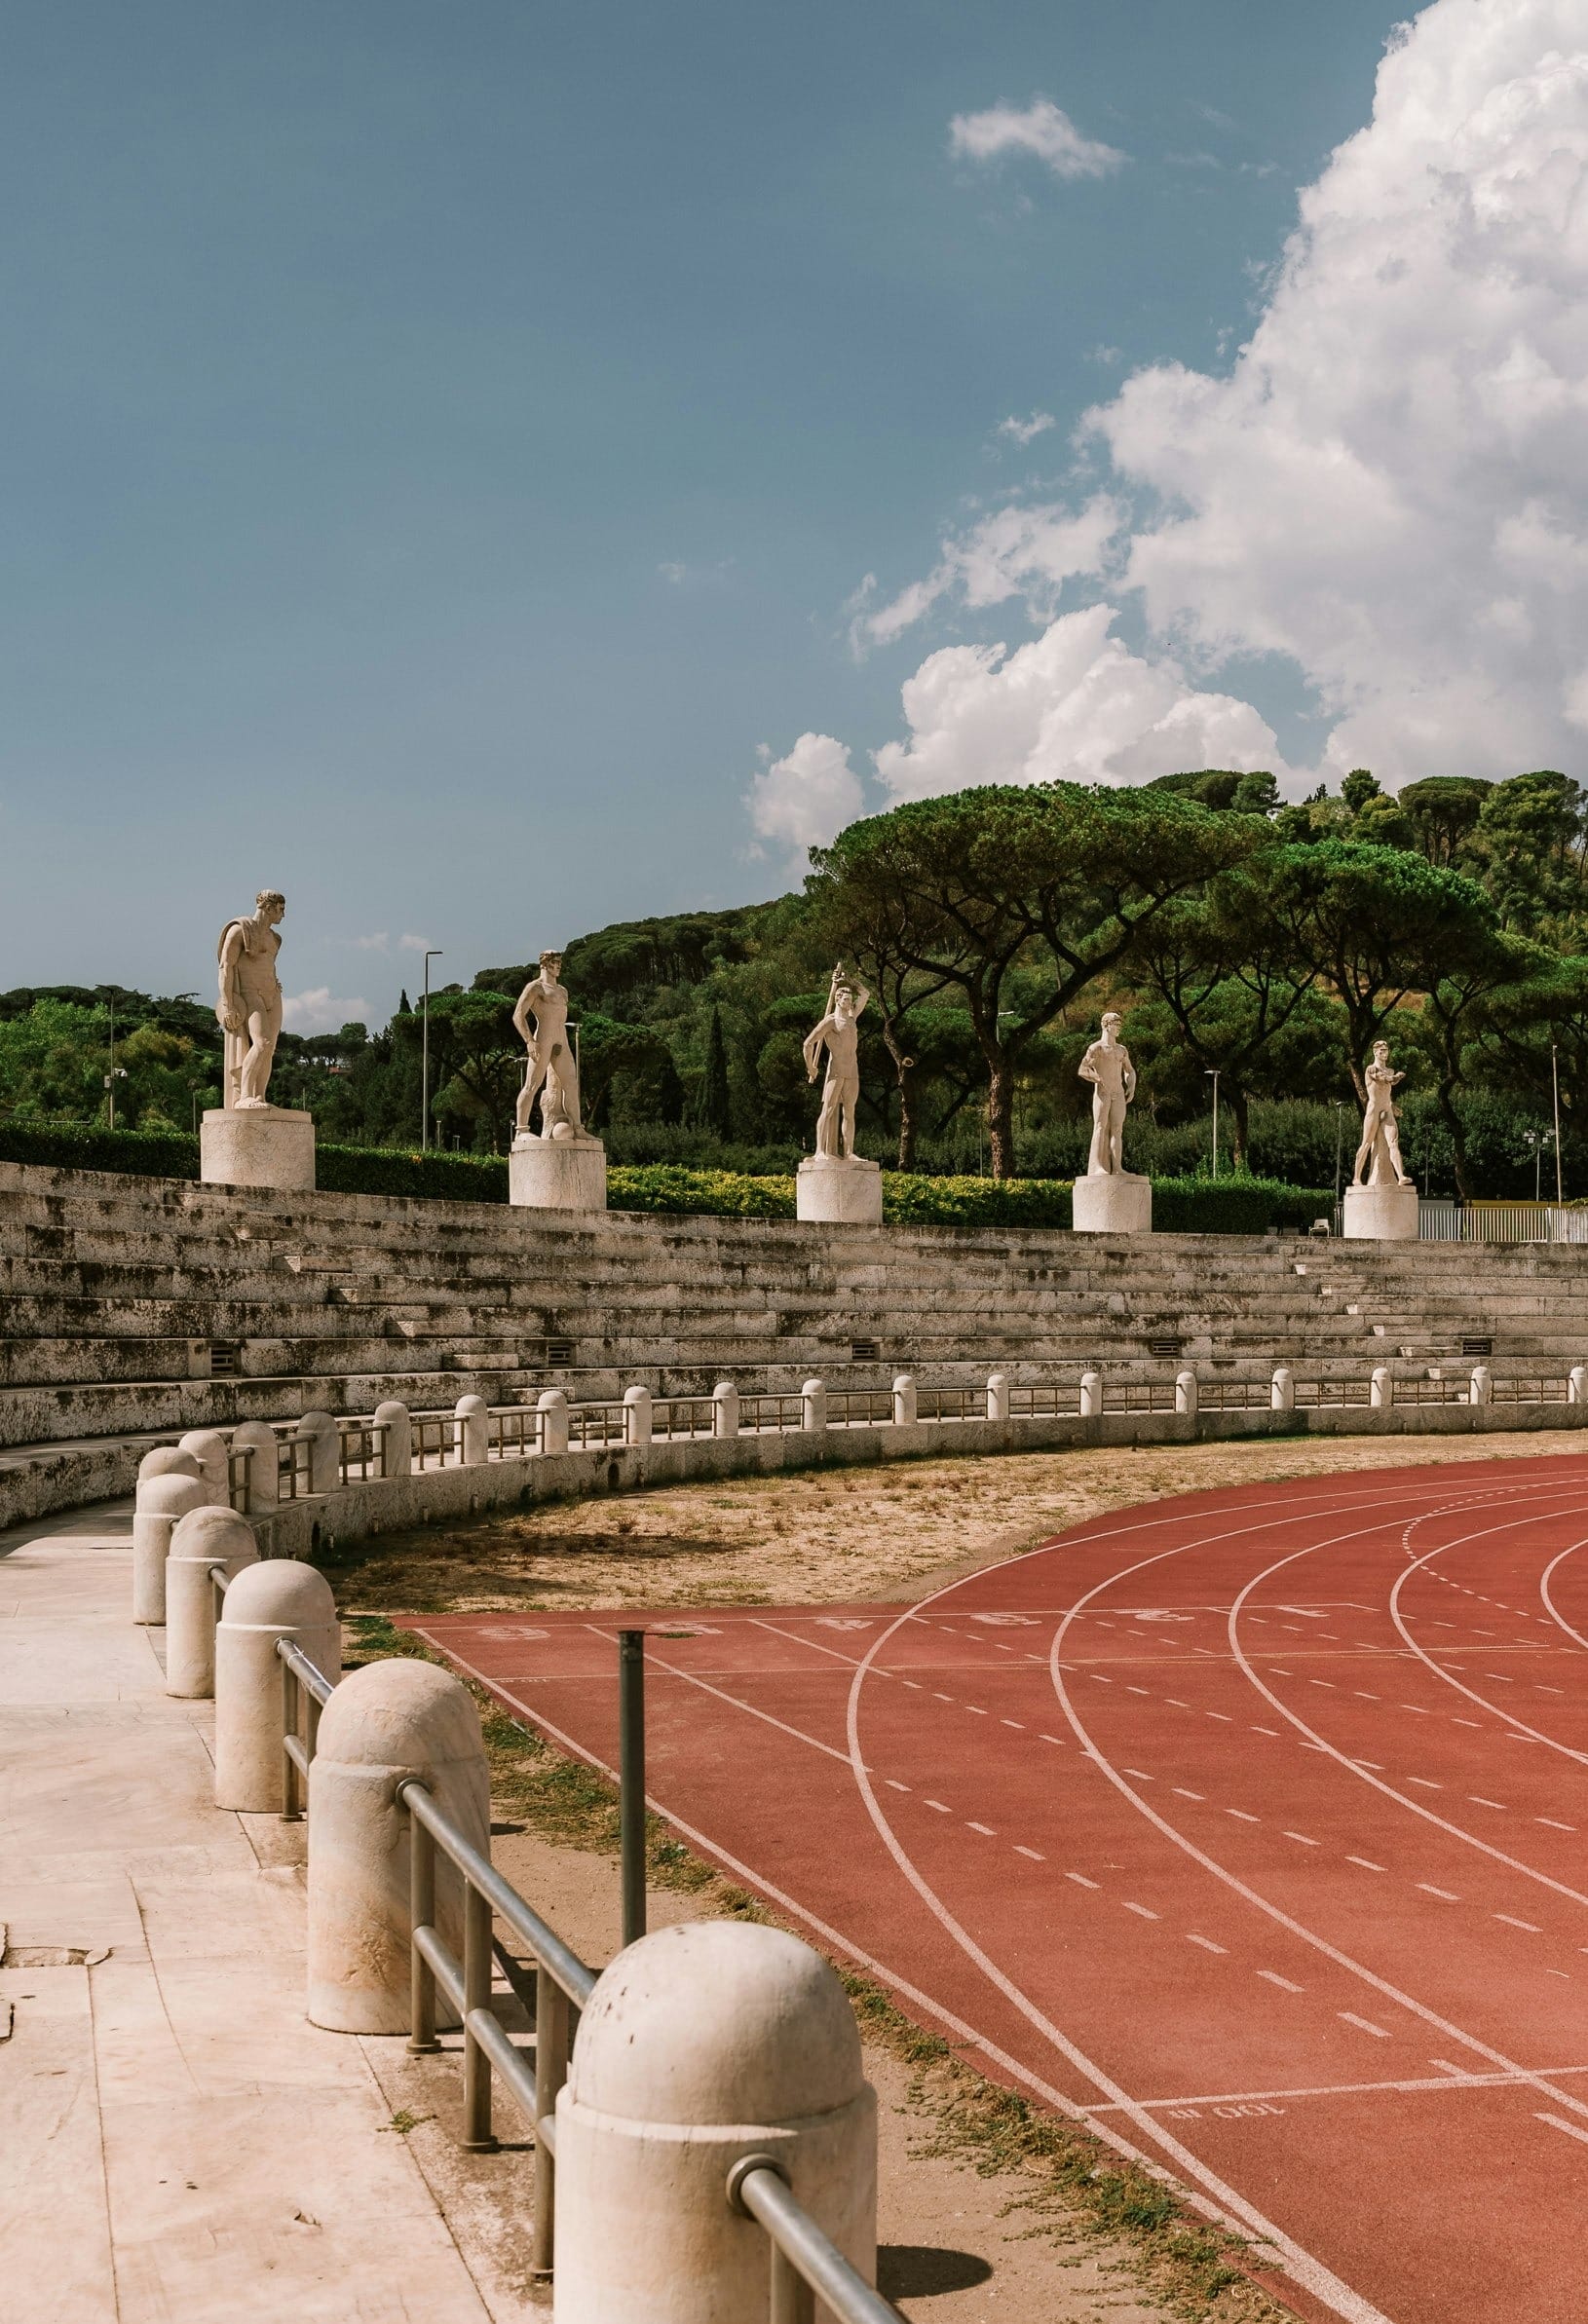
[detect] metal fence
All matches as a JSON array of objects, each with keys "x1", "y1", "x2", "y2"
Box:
[{"x1": 1330, "y1": 1199, "x2": 1588, "y2": 1244}]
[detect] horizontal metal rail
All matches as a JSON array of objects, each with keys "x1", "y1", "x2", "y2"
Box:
[
  {"x1": 276, "y1": 1636, "x2": 334, "y2": 1819},
  {"x1": 730, "y1": 2156, "x2": 904, "y2": 2324}
]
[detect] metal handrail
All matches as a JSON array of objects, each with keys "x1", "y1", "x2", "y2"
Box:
[
  {"x1": 227, "y1": 1443, "x2": 254, "y2": 1514},
  {"x1": 276, "y1": 1636, "x2": 333, "y2": 1819},
  {"x1": 729, "y1": 2155, "x2": 903, "y2": 2324}
]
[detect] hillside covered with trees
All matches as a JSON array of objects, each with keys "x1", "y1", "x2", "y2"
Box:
[{"x1": 7, "y1": 764, "x2": 1588, "y2": 1199}]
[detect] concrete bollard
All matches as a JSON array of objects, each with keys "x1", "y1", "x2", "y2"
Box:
[
  {"x1": 986, "y1": 1371, "x2": 1009, "y2": 1422},
  {"x1": 1079, "y1": 1369, "x2": 1102, "y2": 1419},
  {"x1": 296, "y1": 1409, "x2": 341, "y2": 1494},
  {"x1": 624, "y1": 1385, "x2": 654, "y2": 1447},
  {"x1": 165, "y1": 1506, "x2": 258, "y2": 1699},
  {"x1": 373, "y1": 1399, "x2": 412, "y2": 1478},
  {"x1": 455, "y1": 1394, "x2": 490, "y2": 1466},
  {"x1": 138, "y1": 1445, "x2": 201, "y2": 1488},
  {"x1": 710, "y1": 1382, "x2": 737, "y2": 1441},
  {"x1": 801, "y1": 1377, "x2": 827, "y2": 1433},
  {"x1": 230, "y1": 1419, "x2": 280, "y2": 1511},
  {"x1": 306, "y1": 1659, "x2": 490, "y2": 2034},
  {"x1": 1271, "y1": 1366, "x2": 1295, "y2": 1412},
  {"x1": 1470, "y1": 1364, "x2": 1493, "y2": 1407},
  {"x1": 214, "y1": 1560, "x2": 341, "y2": 1812},
  {"x1": 177, "y1": 1429, "x2": 231, "y2": 1503},
  {"x1": 554, "y1": 1921, "x2": 877, "y2": 2321},
  {"x1": 892, "y1": 1373, "x2": 917, "y2": 1427},
  {"x1": 1371, "y1": 1366, "x2": 1393, "y2": 1409},
  {"x1": 1175, "y1": 1369, "x2": 1197, "y2": 1417},
  {"x1": 132, "y1": 1473, "x2": 210, "y2": 1625},
  {"x1": 1572, "y1": 1367, "x2": 1588, "y2": 1408},
  {"x1": 538, "y1": 1388, "x2": 570, "y2": 1455}
]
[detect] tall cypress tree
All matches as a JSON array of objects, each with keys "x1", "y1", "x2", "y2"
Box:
[{"x1": 699, "y1": 1005, "x2": 733, "y2": 1139}]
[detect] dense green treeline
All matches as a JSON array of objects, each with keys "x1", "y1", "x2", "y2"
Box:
[{"x1": 6, "y1": 763, "x2": 1588, "y2": 1196}]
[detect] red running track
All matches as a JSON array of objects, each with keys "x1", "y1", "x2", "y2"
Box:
[{"x1": 408, "y1": 1451, "x2": 1588, "y2": 2324}]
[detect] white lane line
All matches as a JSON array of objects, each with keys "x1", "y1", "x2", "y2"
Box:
[
  {"x1": 1340, "y1": 2012, "x2": 1393, "y2": 2040},
  {"x1": 1002, "y1": 1718, "x2": 1025, "y2": 1729},
  {"x1": 1123, "y1": 1768, "x2": 1155, "y2": 1781},
  {"x1": 1173, "y1": 1787, "x2": 1204, "y2": 1801},
  {"x1": 1284, "y1": 1831, "x2": 1320, "y2": 1846},
  {"x1": 1251, "y1": 1725, "x2": 1281, "y2": 1736},
  {"x1": 925, "y1": 1799, "x2": 952, "y2": 1814},
  {"x1": 1539, "y1": 2112, "x2": 1588, "y2": 2149},
  {"x1": 1538, "y1": 1818, "x2": 1576, "y2": 1832},
  {"x1": 1187, "y1": 1934, "x2": 1228, "y2": 1954},
  {"x1": 1406, "y1": 1776, "x2": 1443, "y2": 1789},
  {"x1": 967, "y1": 1820, "x2": 996, "y2": 1836},
  {"x1": 1469, "y1": 1797, "x2": 1507, "y2": 1810},
  {"x1": 1258, "y1": 1970, "x2": 1304, "y2": 1992},
  {"x1": 1418, "y1": 1884, "x2": 1460, "y2": 1901},
  {"x1": 885, "y1": 1779, "x2": 911, "y2": 1793},
  {"x1": 1014, "y1": 1845, "x2": 1044, "y2": 1861},
  {"x1": 1226, "y1": 1809, "x2": 1261, "y2": 1823},
  {"x1": 1495, "y1": 1914, "x2": 1542, "y2": 1932},
  {"x1": 1122, "y1": 1901, "x2": 1159, "y2": 1920},
  {"x1": 1347, "y1": 1856, "x2": 1386, "y2": 1872},
  {"x1": 1040, "y1": 1734, "x2": 1068, "y2": 1746},
  {"x1": 1066, "y1": 1871, "x2": 1100, "y2": 1890}
]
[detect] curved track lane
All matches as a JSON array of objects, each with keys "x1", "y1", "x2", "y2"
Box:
[{"x1": 414, "y1": 1451, "x2": 1588, "y2": 2323}]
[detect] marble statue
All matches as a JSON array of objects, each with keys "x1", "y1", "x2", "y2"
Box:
[
  {"x1": 1351, "y1": 1039, "x2": 1414, "y2": 1188},
  {"x1": 803, "y1": 965, "x2": 870, "y2": 1161},
  {"x1": 216, "y1": 891, "x2": 286, "y2": 1110},
  {"x1": 1078, "y1": 1011, "x2": 1138, "y2": 1177},
  {"x1": 513, "y1": 952, "x2": 584, "y2": 1143}
]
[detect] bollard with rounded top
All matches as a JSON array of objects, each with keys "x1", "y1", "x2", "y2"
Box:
[
  {"x1": 624, "y1": 1385, "x2": 654, "y2": 1447},
  {"x1": 139, "y1": 1445, "x2": 202, "y2": 1488},
  {"x1": 230, "y1": 1419, "x2": 280, "y2": 1511},
  {"x1": 296, "y1": 1409, "x2": 341, "y2": 1495},
  {"x1": 986, "y1": 1371, "x2": 1009, "y2": 1423},
  {"x1": 1079, "y1": 1369, "x2": 1102, "y2": 1419},
  {"x1": 1175, "y1": 1369, "x2": 1197, "y2": 1418},
  {"x1": 1572, "y1": 1367, "x2": 1588, "y2": 1408},
  {"x1": 1371, "y1": 1366, "x2": 1393, "y2": 1409},
  {"x1": 177, "y1": 1429, "x2": 231, "y2": 1503},
  {"x1": 132, "y1": 1473, "x2": 210, "y2": 1625},
  {"x1": 1272, "y1": 1366, "x2": 1295, "y2": 1412},
  {"x1": 215, "y1": 1560, "x2": 341, "y2": 1811},
  {"x1": 307, "y1": 1659, "x2": 490, "y2": 2033},
  {"x1": 455, "y1": 1394, "x2": 490, "y2": 1466},
  {"x1": 538, "y1": 1388, "x2": 570, "y2": 1455},
  {"x1": 801, "y1": 1377, "x2": 827, "y2": 1433},
  {"x1": 553, "y1": 1921, "x2": 877, "y2": 2321},
  {"x1": 892, "y1": 1373, "x2": 917, "y2": 1427},
  {"x1": 165, "y1": 1505, "x2": 257, "y2": 1698},
  {"x1": 373, "y1": 1399, "x2": 412, "y2": 1478},
  {"x1": 710, "y1": 1381, "x2": 737, "y2": 1441},
  {"x1": 1470, "y1": 1364, "x2": 1493, "y2": 1407}
]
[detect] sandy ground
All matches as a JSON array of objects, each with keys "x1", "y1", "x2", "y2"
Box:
[{"x1": 325, "y1": 1428, "x2": 1588, "y2": 1617}]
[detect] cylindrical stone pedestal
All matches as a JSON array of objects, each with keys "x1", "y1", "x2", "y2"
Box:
[
  {"x1": 215, "y1": 1560, "x2": 341, "y2": 1812},
  {"x1": 200, "y1": 1106, "x2": 316, "y2": 1191},
  {"x1": 1342, "y1": 1182, "x2": 1418, "y2": 1240},
  {"x1": 166, "y1": 1506, "x2": 258, "y2": 1698},
  {"x1": 132, "y1": 1474, "x2": 210, "y2": 1625},
  {"x1": 177, "y1": 1430, "x2": 232, "y2": 1503},
  {"x1": 509, "y1": 1134, "x2": 607, "y2": 1212},
  {"x1": 795, "y1": 1155, "x2": 883, "y2": 1223},
  {"x1": 553, "y1": 1921, "x2": 877, "y2": 2322},
  {"x1": 1072, "y1": 1173, "x2": 1153, "y2": 1235},
  {"x1": 306, "y1": 1660, "x2": 490, "y2": 2034}
]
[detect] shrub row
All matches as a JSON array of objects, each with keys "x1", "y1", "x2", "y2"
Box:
[{"x1": 0, "y1": 1118, "x2": 1331, "y2": 1233}]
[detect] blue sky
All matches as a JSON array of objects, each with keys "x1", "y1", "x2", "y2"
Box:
[{"x1": 0, "y1": 2, "x2": 1481, "y2": 1022}]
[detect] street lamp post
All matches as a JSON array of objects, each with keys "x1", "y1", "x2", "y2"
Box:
[
  {"x1": 1205, "y1": 1068, "x2": 1221, "y2": 1179},
  {"x1": 103, "y1": 1066, "x2": 128, "y2": 1130},
  {"x1": 421, "y1": 950, "x2": 443, "y2": 1151}
]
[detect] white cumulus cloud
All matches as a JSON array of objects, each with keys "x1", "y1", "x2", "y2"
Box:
[
  {"x1": 282, "y1": 988, "x2": 370, "y2": 1034},
  {"x1": 872, "y1": 606, "x2": 1288, "y2": 804},
  {"x1": 747, "y1": 732, "x2": 864, "y2": 855},
  {"x1": 850, "y1": 495, "x2": 1121, "y2": 653},
  {"x1": 998, "y1": 410, "x2": 1057, "y2": 445},
  {"x1": 951, "y1": 97, "x2": 1126, "y2": 181}
]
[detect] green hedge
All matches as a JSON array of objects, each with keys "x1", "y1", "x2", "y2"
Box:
[{"x1": 0, "y1": 1119, "x2": 1330, "y2": 1234}]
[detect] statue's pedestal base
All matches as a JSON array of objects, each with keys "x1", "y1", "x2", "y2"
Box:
[
  {"x1": 1342, "y1": 1181, "x2": 1418, "y2": 1240},
  {"x1": 797, "y1": 1155, "x2": 884, "y2": 1224},
  {"x1": 1072, "y1": 1172, "x2": 1153, "y2": 1235},
  {"x1": 200, "y1": 1107, "x2": 316, "y2": 1192},
  {"x1": 509, "y1": 1135, "x2": 607, "y2": 1212}
]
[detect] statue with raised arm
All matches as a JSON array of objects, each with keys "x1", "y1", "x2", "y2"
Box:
[
  {"x1": 1078, "y1": 1011, "x2": 1138, "y2": 1177},
  {"x1": 1352, "y1": 1038, "x2": 1414, "y2": 1188},
  {"x1": 215, "y1": 890, "x2": 286, "y2": 1109},
  {"x1": 803, "y1": 965, "x2": 870, "y2": 1161},
  {"x1": 512, "y1": 951, "x2": 584, "y2": 1143}
]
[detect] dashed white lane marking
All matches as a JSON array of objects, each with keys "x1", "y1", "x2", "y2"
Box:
[
  {"x1": 1469, "y1": 1796, "x2": 1507, "y2": 1810},
  {"x1": 1340, "y1": 2012, "x2": 1393, "y2": 2040},
  {"x1": 1066, "y1": 1872, "x2": 1100, "y2": 1890},
  {"x1": 1226, "y1": 1809, "x2": 1261, "y2": 1823},
  {"x1": 1122, "y1": 1901, "x2": 1159, "y2": 1920},
  {"x1": 1284, "y1": 1831, "x2": 1320, "y2": 1846},
  {"x1": 1258, "y1": 1969, "x2": 1304, "y2": 1992},
  {"x1": 925, "y1": 1799, "x2": 952, "y2": 1814},
  {"x1": 885, "y1": 1779, "x2": 911, "y2": 1793},
  {"x1": 1496, "y1": 1914, "x2": 1542, "y2": 1932},
  {"x1": 1040, "y1": 1734, "x2": 1068, "y2": 1747},
  {"x1": 1187, "y1": 1933, "x2": 1228, "y2": 1954},
  {"x1": 1207, "y1": 1710, "x2": 1232, "y2": 1720},
  {"x1": 1001, "y1": 1718, "x2": 1025, "y2": 1730},
  {"x1": 967, "y1": 1820, "x2": 996, "y2": 1836},
  {"x1": 1173, "y1": 1787, "x2": 1204, "y2": 1801},
  {"x1": 1406, "y1": 1776, "x2": 1443, "y2": 1789},
  {"x1": 1418, "y1": 1884, "x2": 1460, "y2": 1901},
  {"x1": 965, "y1": 1706, "x2": 988, "y2": 1716},
  {"x1": 1538, "y1": 1818, "x2": 1576, "y2": 1832},
  {"x1": 1014, "y1": 1845, "x2": 1044, "y2": 1862},
  {"x1": 1347, "y1": 1856, "x2": 1386, "y2": 1872},
  {"x1": 1539, "y1": 2112, "x2": 1588, "y2": 2149},
  {"x1": 1123, "y1": 1768, "x2": 1155, "y2": 1781},
  {"x1": 1251, "y1": 1725, "x2": 1281, "y2": 1736}
]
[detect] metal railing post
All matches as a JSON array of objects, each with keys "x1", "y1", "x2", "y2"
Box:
[
  {"x1": 281, "y1": 1656, "x2": 303, "y2": 1819},
  {"x1": 619, "y1": 1629, "x2": 647, "y2": 1949},
  {"x1": 462, "y1": 1880, "x2": 497, "y2": 2150},
  {"x1": 408, "y1": 1817, "x2": 440, "y2": 2053},
  {"x1": 531, "y1": 1968, "x2": 571, "y2": 2277}
]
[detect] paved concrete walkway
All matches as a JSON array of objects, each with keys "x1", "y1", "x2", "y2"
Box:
[{"x1": 0, "y1": 1499, "x2": 504, "y2": 2323}]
